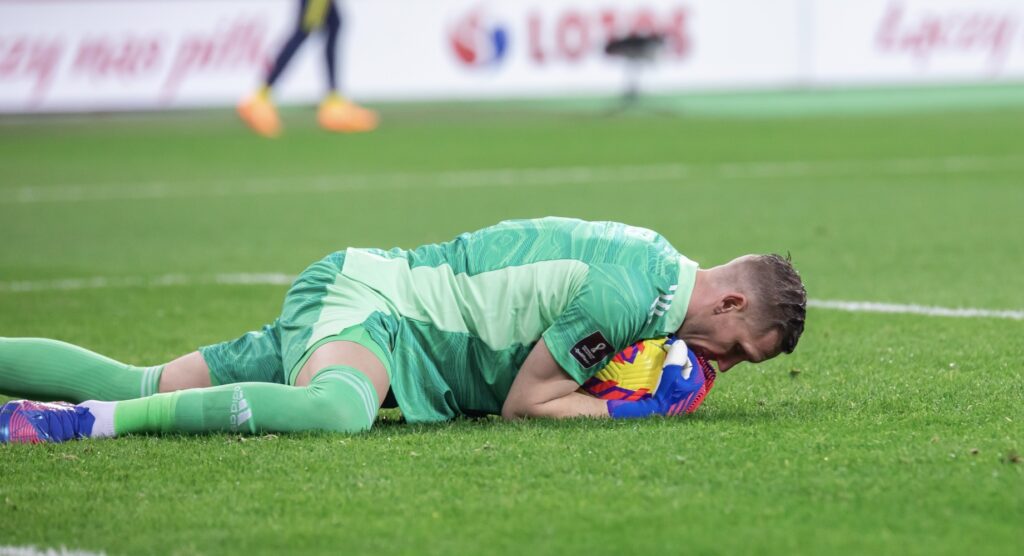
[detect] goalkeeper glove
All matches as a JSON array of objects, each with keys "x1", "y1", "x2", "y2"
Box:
[{"x1": 607, "y1": 338, "x2": 706, "y2": 419}]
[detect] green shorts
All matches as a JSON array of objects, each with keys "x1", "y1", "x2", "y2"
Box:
[{"x1": 199, "y1": 251, "x2": 398, "y2": 389}]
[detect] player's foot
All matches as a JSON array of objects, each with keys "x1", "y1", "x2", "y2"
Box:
[
  {"x1": 237, "y1": 91, "x2": 282, "y2": 138},
  {"x1": 0, "y1": 400, "x2": 95, "y2": 444},
  {"x1": 317, "y1": 94, "x2": 378, "y2": 133}
]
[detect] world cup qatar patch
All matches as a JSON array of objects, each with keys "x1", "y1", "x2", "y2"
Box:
[{"x1": 570, "y1": 331, "x2": 615, "y2": 368}]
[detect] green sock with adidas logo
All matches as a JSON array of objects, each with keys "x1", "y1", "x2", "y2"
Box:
[{"x1": 110, "y1": 366, "x2": 377, "y2": 436}]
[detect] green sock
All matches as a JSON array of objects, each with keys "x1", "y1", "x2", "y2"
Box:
[
  {"x1": 112, "y1": 366, "x2": 378, "y2": 436},
  {"x1": 0, "y1": 338, "x2": 163, "y2": 402}
]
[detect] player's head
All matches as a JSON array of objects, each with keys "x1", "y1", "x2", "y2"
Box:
[{"x1": 679, "y1": 253, "x2": 806, "y2": 371}]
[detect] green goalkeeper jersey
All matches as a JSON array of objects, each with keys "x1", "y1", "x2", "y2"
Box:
[{"x1": 341, "y1": 217, "x2": 698, "y2": 422}]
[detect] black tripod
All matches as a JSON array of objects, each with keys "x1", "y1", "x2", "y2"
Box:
[{"x1": 604, "y1": 33, "x2": 678, "y2": 116}]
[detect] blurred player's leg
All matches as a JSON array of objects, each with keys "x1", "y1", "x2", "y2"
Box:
[
  {"x1": 317, "y1": 1, "x2": 378, "y2": 133},
  {"x1": 266, "y1": 0, "x2": 322, "y2": 89},
  {"x1": 323, "y1": 0, "x2": 341, "y2": 94},
  {"x1": 237, "y1": 0, "x2": 325, "y2": 137}
]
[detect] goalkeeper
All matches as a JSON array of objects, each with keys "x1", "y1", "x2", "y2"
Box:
[{"x1": 0, "y1": 218, "x2": 806, "y2": 443}]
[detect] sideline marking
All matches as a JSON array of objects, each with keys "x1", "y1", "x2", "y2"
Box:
[
  {"x1": 807, "y1": 299, "x2": 1023, "y2": 321},
  {"x1": 1, "y1": 273, "x2": 1021, "y2": 321},
  {"x1": 0, "y1": 547, "x2": 105, "y2": 556},
  {"x1": 3, "y1": 154, "x2": 1024, "y2": 205}
]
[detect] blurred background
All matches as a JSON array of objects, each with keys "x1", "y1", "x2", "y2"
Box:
[{"x1": 3, "y1": 0, "x2": 1023, "y2": 112}]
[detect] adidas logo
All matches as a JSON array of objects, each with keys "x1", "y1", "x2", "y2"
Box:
[{"x1": 230, "y1": 386, "x2": 253, "y2": 432}]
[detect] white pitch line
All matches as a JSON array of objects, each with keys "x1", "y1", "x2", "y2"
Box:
[
  {"x1": 0, "y1": 273, "x2": 296, "y2": 293},
  {"x1": 1, "y1": 273, "x2": 1021, "y2": 321},
  {"x1": 3, "y1": 154, "x2": 1023, "y2": 205},
  {"x1": 807, "y1": 299, "x2": 1024, "y2": 320},
  {"x1": 0, "y1": 547, "x2": 106, "y2": 556}
]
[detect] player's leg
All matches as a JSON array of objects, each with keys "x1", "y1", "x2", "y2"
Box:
[
  {"x1": 193, "y1": 321, "x2": 286, "y2": 389},
  {"x1": 238, "y1": 0, "x2": 322, "y2": 137},
  {"x1": 316, "y1": 1, "x2": 378, "y2": 133},
  {"x1": 323, "y1": 1, "x2": 342, "y2": 94},
  {"x1": 295, "y1": 339, "x2": 388, "y2": 402},
  {"x1": 96, "y1": 265, "x2": 394, "y2": 438},
  {"x1": 103, "y1": 354, "x2": 382, "y2": 437},
  {"x1": 2, "y1": 331, "x2": 388, "y2": 442},
  {"x1": 1, "y1": 362, "x2": 381, "y2": 443},
  {"x1": 0, "y1": 252, "x2": 391, "y2": 443},
  {"x1": 264, "y1": 0, "x2": 319, "y2": 91},
  {"x1": 0, "y1": 337, "x2": 167, "y2": 402},
  {"x1": 0, "y1": 316, "x2": 290, "y2": 402},
  {"x1": 157, "y1": 351, "x2": 211, "y2": 393}
]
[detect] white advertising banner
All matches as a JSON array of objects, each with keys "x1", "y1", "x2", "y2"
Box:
[
  {"x1": 347, "y1": 0, "x2": 802, "y2": 99},
  {"x1": 0, "y1": 0, "x2": 1022, "y2": 113},
  {"x1": 0, "y1": 0, "x2": 294, "y2": 112},
  {"x1": 0, "y1": 0, "x2": 802, "y2": 112},
  {"x1": 809, "y1": 0, "x2": 1024, "y2": 84}
]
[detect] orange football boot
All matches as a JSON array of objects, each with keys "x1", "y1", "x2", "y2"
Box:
[
  {"x1": 317, "y1": 94, "x2": 378, "y2": 133},
  {"x1": 237, "y1": 90, "x2": 282, "y2": 138}
]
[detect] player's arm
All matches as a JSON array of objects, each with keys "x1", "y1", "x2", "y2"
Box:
[
  {"x1": 503, "y1": 264, "x2": 650, "y2": 419},
  {"x1": 502, "y1": 339, "x2": 610, "y2": 420},
  {"x1": 503, "y1": 338, "x2": 707, "y2": 420}
]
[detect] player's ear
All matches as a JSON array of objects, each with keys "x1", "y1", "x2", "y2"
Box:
[{"x1": 714, "y1": 293, "x2": 747, "y2": 314}]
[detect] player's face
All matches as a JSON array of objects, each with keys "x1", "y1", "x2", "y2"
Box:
[{"x1": 682, "y1": 318, "x2": 781, "y2": 372}]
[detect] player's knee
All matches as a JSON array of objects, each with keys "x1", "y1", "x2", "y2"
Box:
[
  {"x1": 307, "y1": 367, "x2": 379, "y2": 433},
  {"x1": 319, "y1": 399, "x2": 374, "y2": 433}
]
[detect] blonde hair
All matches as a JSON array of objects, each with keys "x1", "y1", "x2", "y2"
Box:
[{"x1": 736, "y1": 254, "x2": 806, "y2": 354}]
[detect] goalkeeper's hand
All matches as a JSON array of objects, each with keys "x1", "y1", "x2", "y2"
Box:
[{"x1": 607, "y1": 338, "x2": 706, "y2": 419}]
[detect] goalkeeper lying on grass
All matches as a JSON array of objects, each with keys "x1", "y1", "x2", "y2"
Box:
[{"x1": 0, "y1": 217, "x2": 806, "y2": 443}]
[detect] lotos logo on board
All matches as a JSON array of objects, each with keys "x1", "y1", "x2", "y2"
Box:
[
  {"x1": 448, "y1": 4, "x2": 692, "y2": 71},
  {"x1": 449, "y1": 8, "x2": 510, "y2": 67},
  {"x1": 527, "y1": 6, "x2": 691, "y2": 64}
]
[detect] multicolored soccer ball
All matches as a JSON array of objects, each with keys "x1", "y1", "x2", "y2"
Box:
[{"x1": 582, "y1": 337, "x2": 717, "y2": 413}]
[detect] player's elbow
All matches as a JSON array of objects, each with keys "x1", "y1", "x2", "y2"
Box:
[
  {"x1": 503, "y1": 398, "x2": 567, "y2": 420},
  {"x1": 502, "y1": 386, "x2": 540, "y2": 420},
  {"x1": 501, "y1": 403, "x2": 527, "y2": 421}
]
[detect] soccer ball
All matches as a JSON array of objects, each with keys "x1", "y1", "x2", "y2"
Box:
[{"x1": 582, "y1": 337, "x2": 717, "y2": 413}]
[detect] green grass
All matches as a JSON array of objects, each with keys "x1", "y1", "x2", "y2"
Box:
[{"x1": 1, "y1": 92, "x2": 1022, "y2": 555}]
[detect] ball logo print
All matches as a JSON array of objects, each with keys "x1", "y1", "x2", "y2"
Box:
[
  {"x1": 584, "y1": 338, "x2": 717, "y2": 413},
  {"x1": 449, "y1": 8, "x2": 509, "y2": 67}
]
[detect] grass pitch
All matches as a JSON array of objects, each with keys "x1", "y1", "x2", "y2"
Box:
[{"x1": 1, "y1": 88, "x2": 1022, "y2": 555}]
